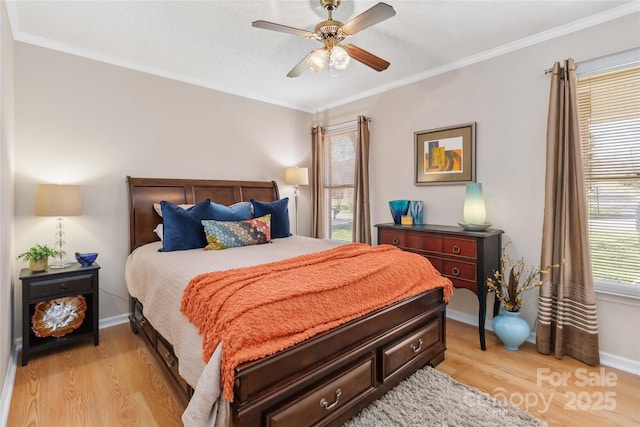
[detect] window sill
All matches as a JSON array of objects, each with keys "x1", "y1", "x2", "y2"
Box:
[{"x1": 595, "y1": 279, "x2": 640, "y2": 307}]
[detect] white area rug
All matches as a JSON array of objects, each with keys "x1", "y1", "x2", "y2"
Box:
[{"x1": 344, "y1": 367, "x2": 546, "y2": 427}]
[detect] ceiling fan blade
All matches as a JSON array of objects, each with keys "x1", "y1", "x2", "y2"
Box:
[
  {"x1": 287, "y1": 52, "x2": 314, "y2": 78},
  {"x1": 252, "y1": 20, "x2": 314, "y2": 38},
  {"x1": 340, "y1": 3, "x2": 396, "y2": 36},
  {"x1": 343, "y1": 44, "x2": 390, "y2": 72}
]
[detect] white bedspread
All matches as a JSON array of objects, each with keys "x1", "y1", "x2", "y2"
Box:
[{"x1": 125, "y1": 236, "x2": 342, "y2": 426}]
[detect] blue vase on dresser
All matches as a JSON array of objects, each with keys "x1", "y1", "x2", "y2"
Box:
[
  {"x1": 492, "y1": 310, "x2": 531, "y2": 351},
  {"x1": 388, "y1": 200, "x2": 410, "y2": 224}
]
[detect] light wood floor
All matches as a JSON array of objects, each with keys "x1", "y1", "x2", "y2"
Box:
[{"x1": 7, "y1": 320, "x2": 639, "y2": 426}]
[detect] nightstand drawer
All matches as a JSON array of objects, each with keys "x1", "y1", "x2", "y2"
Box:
[
  {"x1": 442, "y1": 237, "x2": 477, "y2": 259},
  {"x1": 379, "y1": 229, "x2": 405, "y2": 247},
  {"x1": 28, "y1": 273, "x2": 95, "y2": 299},
  {"x1": 405, "y1": 233, "x2": 442, "y2": 252}
]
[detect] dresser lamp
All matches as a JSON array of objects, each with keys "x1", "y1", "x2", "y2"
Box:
[
  {"x1": 284, "y1": 167, "x2": 309, "y2": 235},
  {"x1": 460, "y1": 182, "x2": 491, "y2": 231},
  {"x1": 35, "y1": 184, "x2": 82, "y2": 268}
]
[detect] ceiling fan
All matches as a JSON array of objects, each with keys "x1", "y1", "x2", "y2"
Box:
[{"x1": 252, "y1": 0, "x2": 396, "y2": 77}]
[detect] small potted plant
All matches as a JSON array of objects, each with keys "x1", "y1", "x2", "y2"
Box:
[
  {"x1": 17, "y1": 244, "x2": 61, "y2": 272},
  {"x1": 487, "y1": 242, "x2": 557, "y2": 350}
]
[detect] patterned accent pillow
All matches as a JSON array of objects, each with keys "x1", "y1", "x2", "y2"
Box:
[{"x1": 202, "y1": 215, "x2": 271, "y2": 250}]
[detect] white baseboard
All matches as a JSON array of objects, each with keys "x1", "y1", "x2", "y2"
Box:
[
  {"x1": 599, "y1": 351, "x2": 640, "y2": 376},
  {"x1": 99, "y1": 313, "x2": 129, "y2": 330},
  {"x1": 0, "y1": 341, "x2": 19, "y2": 427},
  {"x1": 446, "y1": 308, "x2": 638, "y2": 375}
]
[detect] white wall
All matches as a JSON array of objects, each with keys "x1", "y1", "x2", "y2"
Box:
[
  {"x1": 316, "y1": 13, "x2": 640, "y2": 364},
  {"x1": 0, "y1": 0, "x2": 15, "y2": 419},
  {"x1": 12, "y1": 43, "x2": 312, "y2": 336}
]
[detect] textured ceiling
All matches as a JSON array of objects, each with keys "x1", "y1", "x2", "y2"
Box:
[{"x1": 7, "y1": 1, "x2": 640, "y2": 112}]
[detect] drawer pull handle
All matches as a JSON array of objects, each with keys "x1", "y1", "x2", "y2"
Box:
[
  {"x1": 320, "y1": 388, "x2": 342, "y2": 410},
  {"x1": 164, "y1": 352, "x2": 176, "y2": 367},
  {"x1": 410, "y1": 338, "x2": 424, "y2": 353},
  {"x1": 452, "y1": 245, "x2": 461, "y2": 254},
  {"x1": 59, "y1": 283, "x2": 68, "y2": 291},
  {"x1": 392, "y1": 237, "x2": 399, "y2": 245},
  {"x1": 451, "y1": 267, "x2": 460, "y2": 276}
]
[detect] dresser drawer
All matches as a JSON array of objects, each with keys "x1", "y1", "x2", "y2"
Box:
[
  {"x1": 379, "y1": 229, "x2": 405, "y2": 247},
  {"x1": 442, "y1": 237, "x2": 477, "y2": 259},
  {"x1": 267, "y1": 356, "x2": 375, "y2": 427},
  {"x1": 28, "y1": 273, "x2": 94, "y2": 299},
  {"x1": 442, "y1": 259, "x2": 476, "y2": 282},
  {"x1": 382, "y1": 319, "x2": 441, "y2": 379},
  {"x1": 157, "y1": 335, "x2": 190, "y2": 397},
  {"x1": 405, "y1": 232, "x2": 442, "y2": 252}
]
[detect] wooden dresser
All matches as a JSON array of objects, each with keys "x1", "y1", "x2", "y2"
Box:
[{"x1": 376, "y1": 223, "x2": 503, "y2": 350}]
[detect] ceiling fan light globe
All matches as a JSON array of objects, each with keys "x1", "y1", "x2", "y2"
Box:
[
  {"x1": 330, "y1": 45, "x2": 350, "y2": 70},
  {"x1": 307, "y1": 48, "x2": 328, "y2": 73}
]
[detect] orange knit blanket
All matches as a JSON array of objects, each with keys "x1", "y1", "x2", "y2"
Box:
[{"x1": 180, "y1": 243, "x2": 453, "y2": 401}]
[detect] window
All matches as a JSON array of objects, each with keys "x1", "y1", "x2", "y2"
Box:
[
  {"x1": 323, "y1": 124, "x2": 357, "y2": 241},
  {"x1": 576, "y1": 50, "x2": 640, "y2": 287}
]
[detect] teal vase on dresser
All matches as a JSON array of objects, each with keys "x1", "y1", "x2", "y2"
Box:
[{"x1": 492, "y1": 310, "x2": 531, "y2": 351}]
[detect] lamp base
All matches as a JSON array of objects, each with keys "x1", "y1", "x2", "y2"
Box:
[
  {"x1": 49, "y1": 260, "x2": 73, "y2": 269},
  {"x1": 458, "y1": 222, "x2": 492, "y2": 231}
]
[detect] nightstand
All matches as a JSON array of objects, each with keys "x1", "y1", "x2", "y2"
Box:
[
  {"x1": 376, "y1": 223, "x2": 503, "y2": 351},
  {"x1": 20, "y1": 262, "x2": 100, "y2": 365}
]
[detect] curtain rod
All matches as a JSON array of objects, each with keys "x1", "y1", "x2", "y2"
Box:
[{"x1": 318, "y1": 116, "x2": 371, "y2": 133}]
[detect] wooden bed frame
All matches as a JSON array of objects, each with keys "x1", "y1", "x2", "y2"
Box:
[{"x1": 126, "y1": 176, "x2": 447, "y2": 427}]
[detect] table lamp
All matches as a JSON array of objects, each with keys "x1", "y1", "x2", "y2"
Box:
[
  {"x1": 460, "y1": 182, "x2": 491, "y2": 231},
  {"x1": 35, "y1": 184, "x2": 82, "y2": 268}
]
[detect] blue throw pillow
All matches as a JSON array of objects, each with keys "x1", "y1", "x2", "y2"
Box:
[
  {"x1": 251, "y1": 198, "x2": 291, "y2": 238},
  {"x1": 159, "y1": 199, "x2": 212, "y2": 252},
  {"x1": 210, "y1": 201, "x2": 252, "y2": 221}
]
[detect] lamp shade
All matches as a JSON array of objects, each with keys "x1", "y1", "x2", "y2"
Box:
[
  {"x1": 285, "y1": 167, "x2": 309, "y2": 186},
  {"x1": 463, "y1": 183, "x2": 486, "y2": 225},
  {"x1": 35, "y1": 184, "x2": 82, "y2": 217}
]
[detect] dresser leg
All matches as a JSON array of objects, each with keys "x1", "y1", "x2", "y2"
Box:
[{"x1": 478, "y1": 293, "x2": 487, "y2": 351}]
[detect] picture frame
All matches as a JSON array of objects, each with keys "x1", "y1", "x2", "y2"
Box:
[{"x1": 414, "y1": 122, "x2": 476, "y2": 185}]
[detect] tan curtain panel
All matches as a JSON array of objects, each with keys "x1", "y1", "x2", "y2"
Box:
[
  {"x1": 537, "y1": 59, "x2": 600, "y2": 366},
  {"x1": 353, "y1": 116, "x2": 371, "y2": 244},
  {"x1": 311, "y1": 125, "x2": 325, "y2": 239}
]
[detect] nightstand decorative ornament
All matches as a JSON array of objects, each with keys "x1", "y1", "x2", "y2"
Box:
[{"x1": 31, "y1": 295, "x2": 87, "y2": 338}]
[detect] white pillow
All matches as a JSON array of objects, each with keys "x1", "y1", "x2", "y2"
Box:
[
  {"x1": 153, "y1": 202, "x2": 194, "y2": 217},
  {"x1": 153, "y1": 224, "x2": 163, "y2": 241}
]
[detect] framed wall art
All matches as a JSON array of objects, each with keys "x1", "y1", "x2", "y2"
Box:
[{"x1": 414, "y1": 122, "x2": 476, "y2": 185}]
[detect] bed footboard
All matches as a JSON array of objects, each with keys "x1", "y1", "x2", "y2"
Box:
[{"x1": 129, "y1": 288, "x2": 446, "y2": 426}]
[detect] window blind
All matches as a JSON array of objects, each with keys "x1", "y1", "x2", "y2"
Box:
[{"x1": 577, "y1": 64, "x2": 640, "y2": 285}]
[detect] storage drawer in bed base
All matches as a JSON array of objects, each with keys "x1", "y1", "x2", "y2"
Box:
[
  {"x1": 129, "y1": 297, "x2": 194, "y2": 402},
  {"x1": 129, "y1": 289, "x2": 447, "y2": 427}
]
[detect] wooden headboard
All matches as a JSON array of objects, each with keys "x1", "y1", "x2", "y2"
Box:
[{"x1": 127, "y1": 177, "x2": 280, "y2": 252}]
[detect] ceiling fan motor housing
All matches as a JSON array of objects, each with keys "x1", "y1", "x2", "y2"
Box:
[{"x1": 321, "y1": 0, "x2": 341, "y2": 11}]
